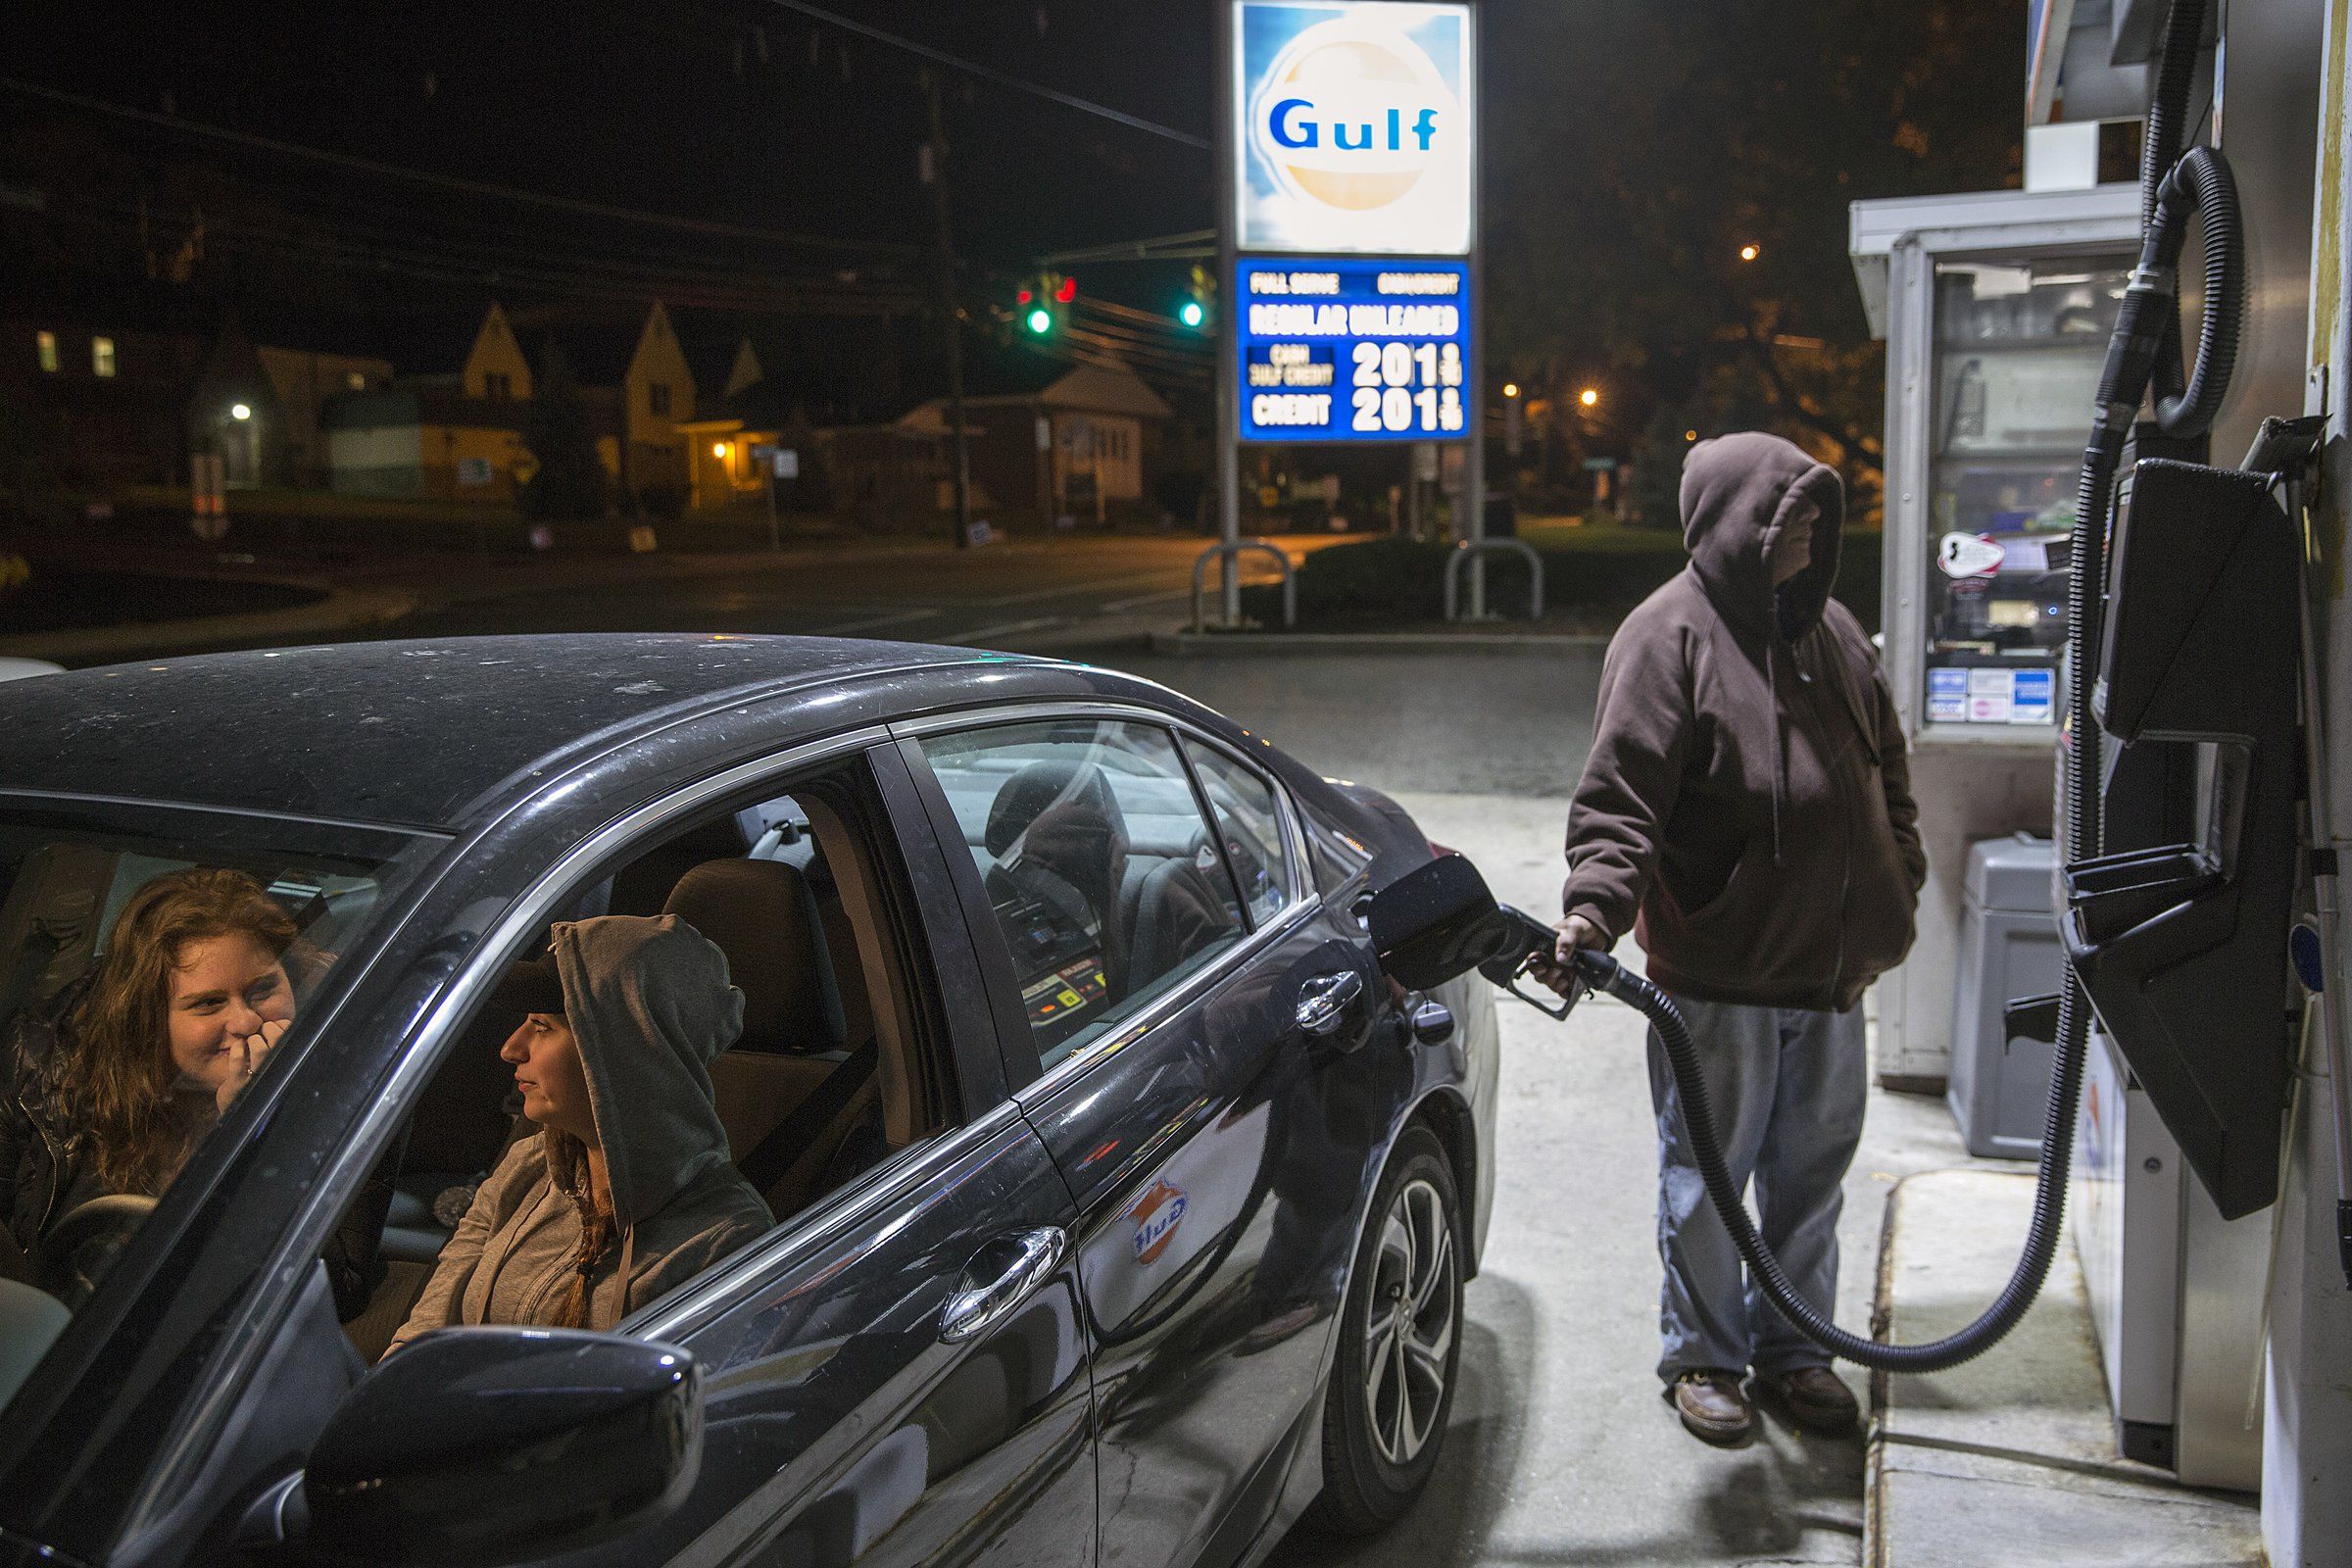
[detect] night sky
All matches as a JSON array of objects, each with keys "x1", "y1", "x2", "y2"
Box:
[{"x1": 4, "y1": 2, "x2": 2025, "y2": 430}]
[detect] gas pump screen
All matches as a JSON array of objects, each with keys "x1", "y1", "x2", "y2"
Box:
[{"x1": 1237, "y1": 258, "x2": 1471, "y2": 443}]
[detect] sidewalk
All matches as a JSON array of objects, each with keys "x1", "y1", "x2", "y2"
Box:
[{"x1": 1869, "y1": 1172, "x2": 2261, "y2": 1567}]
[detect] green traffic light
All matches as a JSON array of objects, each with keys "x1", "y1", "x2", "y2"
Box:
[
  {"x1": 1026, "y1": 307, "x2": 1054, "y2": 334},
  {"x1": 1179, "y1": 299, "x2": 1205, "y2": 328}
]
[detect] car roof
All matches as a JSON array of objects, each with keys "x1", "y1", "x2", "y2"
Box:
[{"x1": 0, "y1": 633, "x2": 1036, "y2": 832}]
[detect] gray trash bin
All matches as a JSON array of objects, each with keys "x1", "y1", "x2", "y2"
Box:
[{"x1": 1947, "y1": 832, "x2": 2065, "y2": 1159}]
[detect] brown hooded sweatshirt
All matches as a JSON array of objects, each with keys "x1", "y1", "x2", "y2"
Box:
[{"x1": 1563, "y1": 433, "x2": 1926, "y2": 1012}]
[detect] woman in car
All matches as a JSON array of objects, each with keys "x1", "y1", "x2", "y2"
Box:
[
  {"x1": 385, "y1": 914, "x2": 772, "y2": 1349},
  {"x1": 0, "y1": 867, "x2": 356, "y2": 1296}
]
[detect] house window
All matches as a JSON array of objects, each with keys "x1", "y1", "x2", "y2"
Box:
[
  {"x1": 91, "y1": 337, "x2": 117, "y2": 378},
  {"x1": 648, "y1": 381, "x2": 672, "y2": 417},
  {"x1": 34, "y1": 331, "x2": 57, "y2": 373},
  {"x1": 484, "y1": 371, "x2": 512, "y2": 401},
  {"x1": 347, "y1": 369, "x2": 368, "y2": 391}
]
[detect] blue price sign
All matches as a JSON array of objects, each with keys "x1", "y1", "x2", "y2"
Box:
[{"x1": 1237, "y1": 257, "x2": 1472, "y2": 443}]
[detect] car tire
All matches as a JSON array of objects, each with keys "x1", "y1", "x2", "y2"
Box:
[{"x1": 1312, "y1": 1124, "x2": 1465, "y2": 1536}]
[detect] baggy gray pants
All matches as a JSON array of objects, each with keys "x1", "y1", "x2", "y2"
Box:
[{"x1": 1643, "y1": 993, "x2": 1868, "y2": 1384}]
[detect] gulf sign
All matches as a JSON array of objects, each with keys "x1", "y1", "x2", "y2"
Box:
[{"x1": 1234, "y1": 2, "x2": 1474, "y2": 256}]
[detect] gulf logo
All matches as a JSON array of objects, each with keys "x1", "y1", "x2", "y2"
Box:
[
  {"x1": 1130, "y1": 1179, "x2": 1190, "y2": 1265},
  {"x1": 1252, "y1": 16, "x2": 1457, "y2": 216}
]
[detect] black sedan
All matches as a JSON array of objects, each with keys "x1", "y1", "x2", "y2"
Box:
[{"x1": 0, "y1": 634, "x2": 1497, "y2": 1568}]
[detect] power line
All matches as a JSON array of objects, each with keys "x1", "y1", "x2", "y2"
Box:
[
  {"x1": 0, "y1": 76, "x2": 916, "y2": 257},
  {"x1": 757, "y1": 0, "x2": 1211, "y2": 151}
]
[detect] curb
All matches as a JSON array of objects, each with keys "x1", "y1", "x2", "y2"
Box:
[
  {"x1": 0, "y1": 584, "x2": 420, "y2": 665},
  {"x1": 1148, "y1": 629, "x2": 1611, "y2": 656}
]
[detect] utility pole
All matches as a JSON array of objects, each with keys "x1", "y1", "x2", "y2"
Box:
[{"x1": 921, "y1": 71, "x2": 974, "y2": 550}]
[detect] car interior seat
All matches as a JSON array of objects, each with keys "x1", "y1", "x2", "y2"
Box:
[
  {"x1": 984, "y1": 760, "x2": 1132, "y2": 997},
  {"x1": 664, "y1": 858, "x2": 885, "y2": 1218}
]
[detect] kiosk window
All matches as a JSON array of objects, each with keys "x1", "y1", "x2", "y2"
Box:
[
  {"x1": 1924, "y1": 257, "x2": 2130, "y2": 727},
  {"x1": 920, "y1": 720, "x2": 1246, "y2": 1069}
]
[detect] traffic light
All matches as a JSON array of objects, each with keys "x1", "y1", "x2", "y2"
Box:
[
  {"x1": 1180, "y1": 263, "x2": 1214, "y2": 331},
  {"x1": 1017, "y1": 272, "x2": 1073, "y2": 335}
]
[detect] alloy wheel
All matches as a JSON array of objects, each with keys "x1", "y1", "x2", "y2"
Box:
[{"x1": 1361, "y1": 1176, "x2": 1456, "y2": 1467}]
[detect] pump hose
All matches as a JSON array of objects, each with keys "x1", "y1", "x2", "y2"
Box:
[{"x1": 1571, "y1": 949, "x2": 2042, "y2": 1371}]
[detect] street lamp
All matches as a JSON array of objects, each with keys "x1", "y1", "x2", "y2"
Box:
[
  {"x1": 1502, "y1": 382, "x2": 1520, "y2": 399},
  {"x1": 1739, "y1": 243, "x2": 1761, "y2": 263},
  {"x1": 1579, "y1": 387, "x2": 1599, "y2": 409},
  {"x1": 229, "y1": 403, "x2": 251, "y2": 421}
]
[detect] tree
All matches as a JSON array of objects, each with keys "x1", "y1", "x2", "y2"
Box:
[
  {"x1": 1484, "y1": 0, "x2": 2025, "y2": 510},
  {"x1": 1630, "y1": 401, "x2": 1696, "y2": 529},
  {"x1": 518, "y1": 345, "x2": 609, "y2": 521}
]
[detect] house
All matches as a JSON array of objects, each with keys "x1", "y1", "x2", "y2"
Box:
[
  {"x1": 818, "y1": 360, "x2": 1174, "y2": 526},
  {"x1": 2, "y1": 307, "x2": 211, "y2": 489},
  {"x1": 672, "y1": 336, "x2": 797, "y2": 512},
  {"x1": 255, "y1": 347, "x2": 394, "y2": 486},
  {"x1": 2, "y1": 299, "x2": 392, "y2": 493},
  {"x1": 321, "y1": 303, "x2": 624, "y2": 502}
]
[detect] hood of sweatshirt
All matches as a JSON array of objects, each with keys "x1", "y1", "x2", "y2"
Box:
[
  {"x1": 549, "y1": 913, "x2": 746, "y2": 1230},
  {"x1": 1680, "y1": 431, "x2": 1844, "y2": 643}
]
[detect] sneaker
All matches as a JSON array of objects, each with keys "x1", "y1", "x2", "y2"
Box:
[
  {"x1": 1757, "y1": 1365, "x2": 1858, "y2": 1436},
  {"x1": 1669, "y1": 1368, "x2": 1753, "y2": 1446}
]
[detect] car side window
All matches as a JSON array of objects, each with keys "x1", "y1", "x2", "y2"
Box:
[
  {"x1": 918, "y1": 719, "x2": 1247, "y2": 1069},
  {"x1": 1183, "y1": 740, "x2": 1298, "y2": 929},
  {"x1": 343, "y1": 755, "x2": 958, "y2": 1364}
]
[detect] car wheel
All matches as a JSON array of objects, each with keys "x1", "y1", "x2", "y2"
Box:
[{"x1": 1313, "y1": 1124, "x2": 1464, "y2": 1535}]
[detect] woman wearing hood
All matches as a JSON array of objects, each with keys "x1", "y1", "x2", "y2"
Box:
[{"x1": 386, "y1": 914, "x2": 772, "y2": 1351}]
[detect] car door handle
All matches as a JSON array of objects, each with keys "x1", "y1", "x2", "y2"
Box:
[
  {"x1": 1295, "y1": 969, "x2": 1366, "y2": 1037},
  {"x1": 940, "y1": 1226, "x2": 1068, "y2": 1344}
]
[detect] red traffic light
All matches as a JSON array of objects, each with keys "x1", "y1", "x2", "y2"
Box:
[
  {"x1": 1054, "y1": 275, "x2": 1077, "y2": 303},
  {"x1": 1016, "y1": 287, "x2": 1034, "y2": 305}
]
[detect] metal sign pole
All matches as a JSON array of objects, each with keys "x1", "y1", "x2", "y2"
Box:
[
  {"x1": 1215, "y1": 0, "x2": 1243, "y2": 627},
  {"x1": 1464, "y1": 0, "x2": 1486, "y2": 618}
]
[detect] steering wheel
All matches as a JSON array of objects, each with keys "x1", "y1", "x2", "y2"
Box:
[{"x1": 39, "y1": 1194, "x2": 157, "y2": 1302}]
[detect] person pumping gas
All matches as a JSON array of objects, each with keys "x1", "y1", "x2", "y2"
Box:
[{"x1": 1533, "y1": 432, "x2": 1926, "y2": 1446}]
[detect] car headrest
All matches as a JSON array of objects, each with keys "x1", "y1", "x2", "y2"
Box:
[
  {"x1": 664, "y1": 858, "x2": 840, "y2": 1054},
  {"x1": 985, "y1": 760, "x2": 1124, "y2": 858}
]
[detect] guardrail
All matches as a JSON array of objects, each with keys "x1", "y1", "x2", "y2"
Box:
[
  {"x1": 1445, "y1": 538, "x2": 1544, "y2": 622},
  {"x1": 1191, "y1": 542, "x2": 1297, "y2": 633}
]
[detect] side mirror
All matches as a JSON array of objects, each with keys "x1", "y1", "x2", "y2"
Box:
[
  {"x1": 296, "y1": 1328, "x2": 701, "y2": 1565},
  {"x1": 1367, "y1": 855, "x2": 1518, "y2": 990}
]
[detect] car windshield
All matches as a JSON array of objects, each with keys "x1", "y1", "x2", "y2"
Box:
[{"x1": 0, "y1": 804, "x2": 423, "y2": 1377}]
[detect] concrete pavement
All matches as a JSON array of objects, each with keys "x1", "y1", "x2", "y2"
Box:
[{"x1": 1262, "y1": 792, "x2": 1992, "y2": 1568}]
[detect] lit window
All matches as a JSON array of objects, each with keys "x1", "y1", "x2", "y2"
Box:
[
  {"x1": 91, "y1": 337, "x2": 117, "y2": 378},
  {"x1": 347, "y1": 369, "x2": 368, "y2": 391},
  {"x1": 35, "y1": 331, "x2": 57, "y2": 373}
]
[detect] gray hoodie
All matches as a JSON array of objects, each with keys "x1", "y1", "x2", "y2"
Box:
[
  {"x1": 1562, "y1": 433, "x2": 1927, "y2": 1011},
  {"x1": 388, "y1": 915, "x2": 772, "y2": 1350}
]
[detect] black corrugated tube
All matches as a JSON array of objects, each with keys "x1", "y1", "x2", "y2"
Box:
[{"x1": 1549, "y1": 1, "x2": 2243, "y2": 1369}]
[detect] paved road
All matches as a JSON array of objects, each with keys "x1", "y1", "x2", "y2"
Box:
[
  {"x1": 371, "y1": 533, "x2": 1601, "y2": 799},
  {"x1": 386, "y1": 533, "x2": 1310, "y2": 651}
]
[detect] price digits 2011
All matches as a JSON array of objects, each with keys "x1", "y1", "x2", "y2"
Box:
[{"x1": 1349, "y1": 341, "x2": 1464, "y2": 434}]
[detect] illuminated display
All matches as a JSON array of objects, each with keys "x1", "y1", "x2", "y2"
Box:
[
  {"x1": 1237, "y1": 257, "x2": 1471, "y2": 442},
  {"x1": 1234, "y1": 2, "x2": 1474, "y2": 256}
]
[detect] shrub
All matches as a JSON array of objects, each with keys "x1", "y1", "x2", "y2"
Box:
[{"x1": 1239, "y1": 527, "x2": 1886, "y2": 635}]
